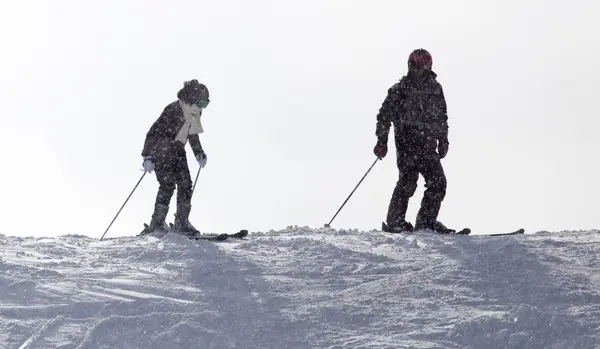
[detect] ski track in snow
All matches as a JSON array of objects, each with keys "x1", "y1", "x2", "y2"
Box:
[{"x1": 0, "y1": 228, "x2": 599, "y2": 348}]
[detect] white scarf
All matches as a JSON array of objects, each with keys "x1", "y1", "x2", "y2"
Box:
[{"x1": 175, "y1": 100, "x2": 204, "y2": 144}]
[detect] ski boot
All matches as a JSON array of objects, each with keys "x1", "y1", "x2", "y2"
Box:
[
  {"x1": 415, "y1": 219, "x2": 457, "y2": 235},
  {"x1": 173, "y1": 203, "x2": 201, "y2": 237},
  {"x1": 139, "y1": 203, "x2": 171, "y2": 238},
  {"x1": 382, "y1": 219, "x2": 414, "y2": 234}
]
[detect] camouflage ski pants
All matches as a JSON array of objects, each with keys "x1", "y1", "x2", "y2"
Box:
[{"x1": 153, "y1": 147, "x2": 193, "y2": 208}]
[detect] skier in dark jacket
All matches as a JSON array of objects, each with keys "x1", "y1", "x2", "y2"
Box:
[
  {"x1": 374, "y1": 49, "x2": 453, "y2": 234},
  {"x1": 140, "y1": 79, "x2": 210, "y2": 236}
]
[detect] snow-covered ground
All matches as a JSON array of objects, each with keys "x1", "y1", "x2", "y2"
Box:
[{"x1": 1, "y1": 227, "x2": 599, "y2": 349}]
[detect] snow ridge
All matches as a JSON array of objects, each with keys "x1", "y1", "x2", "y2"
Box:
[{"x1": 1, "y1": 228, "x2": 599, "y2": 348}]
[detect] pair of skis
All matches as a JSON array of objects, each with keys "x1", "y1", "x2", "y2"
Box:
[
  {"x1": 381, "y1": 222, "x2": 525, "y2": 236},
  {"x1": 139, "y1": 221, "x2": 524, "y2": 242},
  {"x1": 442, "y1": 227, "x2": 525, "y2": 236},
  {"x1": 188, "y1": 229, "x2": 249, "y2": 241},
  {"x1": 140, "y1": 223, "x2": 249, "y2": 242}
]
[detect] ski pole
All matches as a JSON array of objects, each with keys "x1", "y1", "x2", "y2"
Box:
[
  {"x1": 324, "y1": 157, "x2": 380, "y2": 228},
  {"x1": 100, "y1": 171, "x2": 146, "y2": 241},
  {"x1": 191, "y1": 166, "x2": 201, "y2": 198}
]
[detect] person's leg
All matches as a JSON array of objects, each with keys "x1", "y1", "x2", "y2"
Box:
[
  {"x1": 385, "y1": 152, "x2": 419, "y2": 232},
  {"x1": 148, "y1": 156, "x2": 178, "y2": 234},
  {"x1": 173, "y1": 149, "x2": 199, "y2": 234},
  {"x1": 415, "y1": 155, "x2": 449, "y2": 232}
]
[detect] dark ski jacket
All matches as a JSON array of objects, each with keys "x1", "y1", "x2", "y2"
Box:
[
  {"x1": 141, "y1": 101, "x2": 204, "y2": 160},
  {"x1": 375, "y1": 70, "x2": 449, "y2": 156}
]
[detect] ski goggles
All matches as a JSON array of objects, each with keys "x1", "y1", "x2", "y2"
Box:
[{"x1": 193, "y1": 99, "x2": 210, "y2": 108}]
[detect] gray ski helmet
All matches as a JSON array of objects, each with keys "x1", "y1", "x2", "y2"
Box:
[
  {"x1": 408, "y1": 49, "x2": 432, "y2": 70},
  {"x1": 177, "y1": 79, "x2": 210, "y2": 107}
]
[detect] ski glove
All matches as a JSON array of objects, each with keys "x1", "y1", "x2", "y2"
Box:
[
  {"x1": 437, "y1": 140, "x2": 449, "y2": 159},
  {"x1": 374, "y1": 140, "x2": 388, "y2": 159},
  {"x1": 142, "y1": 156, "x2": 154, "y2": 173},
  {"x1": 196, "y1": 151, "x2": 207, "y2": 168}
]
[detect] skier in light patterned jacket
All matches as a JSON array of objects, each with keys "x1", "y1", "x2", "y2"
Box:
[{"x1": 140, "y1": 79, "x2": 209, "y2": 237}]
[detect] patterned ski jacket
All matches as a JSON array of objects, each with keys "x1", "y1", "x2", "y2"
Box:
[{"x1": 141, "y1": 101, "x2": 204, "y2": 160}]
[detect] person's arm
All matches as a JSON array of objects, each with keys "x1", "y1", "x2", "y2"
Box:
[
  {"x1": 435, "y1": 84, "x2": 449, "y2": 158},
  {"x1": 375, "y1": 83, "x2": 403, "y2": 144},
  {"x1": 141, "y1": 111, "x2": 169, "y2": 158},
  {"x1": 373, "y1": 82, "x2": 404, "y2": 158},
  {"x1": 188, "y1": 134, "x2": 204, "y2": 158}
]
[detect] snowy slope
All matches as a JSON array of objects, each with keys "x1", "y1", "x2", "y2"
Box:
[{"x1": 1, "y1": 227, "x2": 599, "y2": 349}]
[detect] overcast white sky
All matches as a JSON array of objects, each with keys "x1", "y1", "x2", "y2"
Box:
[{"x1": 1, "y1": 0, "x2": 598, "y2": 238}]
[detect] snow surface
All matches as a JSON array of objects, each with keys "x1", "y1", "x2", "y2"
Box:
[{"x1": 1, "y1": 227, "x2": 600, "y2": 349}]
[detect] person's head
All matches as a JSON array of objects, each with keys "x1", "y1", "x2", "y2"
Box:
[
  {"x1": 177, "y1": 79, "x2": 210, "y2": 109},
  {"x1": 407, "y1": 48, "x2": 433, "y2": 72}
]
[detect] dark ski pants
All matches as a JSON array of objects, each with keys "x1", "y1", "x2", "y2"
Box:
[
  {"x1": 386, "y1": 151, "x2": 447, "y2": 227},
  {"x1": 154, "y1": 147, "x2": 193, "y2": 209}
]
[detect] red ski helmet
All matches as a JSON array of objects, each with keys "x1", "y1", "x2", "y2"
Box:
[{"x1": 408, "y1": 49, "x2": 432, "y2": 70}]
